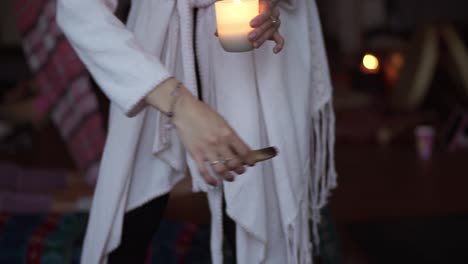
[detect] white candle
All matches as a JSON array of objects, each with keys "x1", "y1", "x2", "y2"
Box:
[{"x1": 215, "y1": 0, "x2": 259, "y2": 52}]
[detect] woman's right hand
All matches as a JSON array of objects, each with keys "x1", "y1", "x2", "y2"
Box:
[
  {"x1": 146, "y1": 78, "x2": 253, "y2": 186},
  {"x1": 173, "y1": 87, "x2": 253, "y2": 186}
]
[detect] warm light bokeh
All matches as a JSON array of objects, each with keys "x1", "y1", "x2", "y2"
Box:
[{"x1": 362, "y1": 53, "x2": 380, "y2": 72}]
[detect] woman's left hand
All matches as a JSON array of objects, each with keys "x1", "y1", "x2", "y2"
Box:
[{"x1": 248, "y1": 0, "x2": 284, "y2": 53}]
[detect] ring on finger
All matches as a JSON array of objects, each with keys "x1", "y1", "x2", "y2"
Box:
[
  {"x1": 209, "y1": 157, "x2": 234, "y2": 165},
  {"x1": 270, "y1": 16, "x2": 279, "y2": 25},
  {"x1": 209, "y1": 160, "x2": 224, "y2": 165}
]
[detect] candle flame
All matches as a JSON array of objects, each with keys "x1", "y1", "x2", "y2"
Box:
[{"x1": 233, "y1": 0, "x2": 241, "y2": 3}]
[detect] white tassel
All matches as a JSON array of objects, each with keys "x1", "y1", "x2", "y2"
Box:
[
  {"x1": 309, "y1": 101, "x2": 338, "y2": 259},
  {"x1": 327, "y1": 103, "x2": 338, "y2": 190}
]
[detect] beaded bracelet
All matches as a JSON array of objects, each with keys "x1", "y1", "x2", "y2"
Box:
[{"x1": 164, "y1": 81, "x2": 183, "y2": 128}]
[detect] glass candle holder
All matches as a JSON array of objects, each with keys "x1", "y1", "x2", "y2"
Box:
[{"x1": 215, "y1": 0, "x2": 259, "y2": 52}]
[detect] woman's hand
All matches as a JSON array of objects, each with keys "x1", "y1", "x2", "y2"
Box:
[
  {"x1": 146, "y1": 79, "x2": 252, "y2": 186},
  {"x1": 248, "y1": 0, "x2": 284, "y2": 53},
  {"x1": 171, "y1": 87, "x2": 253, "y2": 186}
]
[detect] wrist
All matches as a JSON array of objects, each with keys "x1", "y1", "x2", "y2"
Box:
[
  {"x1": 145, "y1": 78, "x2": 189, "y2": 112},
  {"x1": 172, "y1": 87, "x2": 196, "y2": 128},
  {"x1": 145, "y1": 78, "x2": 175, "y2": 111},
  {"x1": 144, "y1": 78, "x2": 197, "y2": 128}
]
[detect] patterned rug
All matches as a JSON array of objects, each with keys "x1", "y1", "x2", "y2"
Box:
[{"x1": 0, "y1": 207, "x2": 340, "y2": 263}]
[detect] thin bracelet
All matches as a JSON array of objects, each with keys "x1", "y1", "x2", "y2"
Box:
[{"x1": 164, "y1": 81, "x2": 183, "y2": 126}]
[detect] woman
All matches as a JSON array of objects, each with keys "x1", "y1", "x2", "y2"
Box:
[{"x1": 57, "y1": 0, "x2": 336, "y2": 263}]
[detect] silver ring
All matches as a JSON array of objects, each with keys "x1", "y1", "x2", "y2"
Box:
[
  {"x1": 270, "y1": 16, "x2": 278, "y2": 24},
  {"x1": 209, "y1": 160, "x2": 224, "y2": 165}
]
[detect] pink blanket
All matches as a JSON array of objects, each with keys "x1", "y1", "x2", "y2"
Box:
[{"x1": 14, "y1": 0, "x2": 105, "y2": 183}]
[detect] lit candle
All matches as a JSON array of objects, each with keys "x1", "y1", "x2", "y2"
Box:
[{"x1": 215, "y1": 0, "x2": 259, "y2": 52}]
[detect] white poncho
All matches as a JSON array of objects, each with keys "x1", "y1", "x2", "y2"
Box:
[{"x1": 57, "y1": 0, "x2": 337, "y2": 263}]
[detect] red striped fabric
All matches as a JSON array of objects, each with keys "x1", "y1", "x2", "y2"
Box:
[{"x1": 14, "y1": 0, "x2": 106, "y2": 183}]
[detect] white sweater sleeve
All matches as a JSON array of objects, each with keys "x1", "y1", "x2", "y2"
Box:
[{"x1": 56, "y1": 0, "x2": 172, "y2": 117}]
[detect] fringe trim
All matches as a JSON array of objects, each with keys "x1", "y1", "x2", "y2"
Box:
[
  {"x1": 286, "y1": 101, "x2": 337, "y2": 264},
  {"x1": 310, "y1": 101, "x2": 337, "y2": 253}
]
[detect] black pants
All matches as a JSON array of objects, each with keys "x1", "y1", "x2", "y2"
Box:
[
  {"x1": 108, "y1": 195, "x2": 236, "y2": 263},
  {"x1": 107, "y1": 195, "x2": 169, "y2": 264}
]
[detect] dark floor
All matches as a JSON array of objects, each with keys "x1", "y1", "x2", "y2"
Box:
[{"x1": 347, "y1": 214, "x2": 468, "y2": 264}]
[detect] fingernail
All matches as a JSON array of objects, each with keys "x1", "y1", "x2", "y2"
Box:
[
  {"x1": 250, "y1": 19, "x2": 258, "y2": 27},
  {"x1": 248, "y1": 32, "x2": 257, "y2": 40}
]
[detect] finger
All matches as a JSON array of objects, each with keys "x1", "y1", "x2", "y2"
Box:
[
  {"x1": 206, "y1": 151, "x2": 235, "y2": 182},
  {"x1": 248, "y1": 18, "x2": 274, "y2": 42},
  {"x1": 272, "y1": 32, "x2": 285, "y2": 54},
  {"x1": 192, "y1": 150, "x2": 218, "y2": 186},
  {"x1": 228, "y1": 134, "x2": 253, "y2": 166},
  {"x1": 254, "y1": 26, "x2": 277, "y2": 48},
  {"x1": 218, "y1": 145, "x2": 245, "y2": 175},
  {"x1": 221, "y1": 171, "x2": 235, "y2": 182},
  {"x1": 271, "y1": 6, "x2": 280, "y2": 18},
  {"x1": 250, "y1": 6, "x2": 272, "y2": 28},
  {"x1": 232, "y1": 165, "x2": 246, "y2": 175},
  {"x1": 270, "y1": 0, "x2": 280, "y2": 8},
  {"x1": 258, "y1": 0, "x2": 270, "y2": 14}
]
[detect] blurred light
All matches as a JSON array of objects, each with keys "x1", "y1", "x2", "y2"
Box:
[
  {"x1": 362, "y1": 53, "x2": 380, "y2": 73},
  {"x1": 383, "y1": 51, "x2": 405, "y2": 89},
  {"x1": 389, "y1": 52, "x2": 404, "y2": 69}
]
